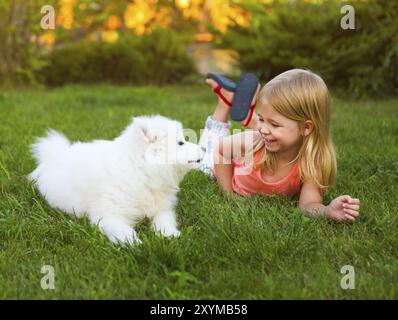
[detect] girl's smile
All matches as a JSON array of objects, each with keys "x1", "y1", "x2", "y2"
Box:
[
  {"x1": 264, "y1": 138, "x2": 276, "y2": 145},
  {"x1": 259, "y1": 131, "x2": 277, "y2": 146}
]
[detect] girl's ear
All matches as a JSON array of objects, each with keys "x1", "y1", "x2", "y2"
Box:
[{"x1": 302, "y1": 120, "x2": 314, "y2": 137}]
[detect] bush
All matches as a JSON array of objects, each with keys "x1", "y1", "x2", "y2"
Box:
[
  {"x1": 218, "y1": 0, "x2": 398, "y2": 98},
  {"x1": 40, "y1": 28, "x2": 198, "y2": 86}
]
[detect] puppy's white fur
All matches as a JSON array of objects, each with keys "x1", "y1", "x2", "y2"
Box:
[{"x1": 29, "y1": 115, "x2": 204, "y2": 245}]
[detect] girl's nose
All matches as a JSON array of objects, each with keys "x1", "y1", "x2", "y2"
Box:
[{"x1": 260, "y1": 126, "x2": 271, "y2": 135}]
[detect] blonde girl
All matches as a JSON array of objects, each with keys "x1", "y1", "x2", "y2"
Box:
[{"x1": 199, "y1": 69, "x2": 360, "y2": 222}]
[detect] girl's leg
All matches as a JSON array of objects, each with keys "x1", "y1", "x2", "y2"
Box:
[
  {"x1": 212, "y1": 101, "x2": 230, "y2": 123},
  {"x1": 198, "y1": 79, "x2": 259, "y2": 177},
  {"x1": 199, "y1": 102, "x2": 231, "y2": 178},
  {"x1": 205, "y1": 78, "x2": 233, "y2": 122}
]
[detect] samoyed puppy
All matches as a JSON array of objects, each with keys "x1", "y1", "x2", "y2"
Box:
[{"x1": 29, "y1": 115, "x2": 205, "y2": 245}]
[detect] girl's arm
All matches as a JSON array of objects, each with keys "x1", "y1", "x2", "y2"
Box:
[
  {"x1": 299, "y1": 181, "x2": 360, "y2": 222},
  {"x1": 213, "y1": 157, "x2": 233, "y2": 193},
  {"x1": 214, "y1": 131, "x2": 256, "y2": 194}
]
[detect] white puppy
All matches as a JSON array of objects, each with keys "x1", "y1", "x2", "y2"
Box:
[{"x1": 29, "y1": 115, "x2": 205, "y2": 245}]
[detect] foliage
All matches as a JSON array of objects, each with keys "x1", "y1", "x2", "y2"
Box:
[
  {"x1": 0, "y1": 0, "x2": 56, "y2": 86},
  {"x1": 219, "y1": 0, "x2": 398, "y2": 97},
  {"x1": 40, "y1": 28, "x2": 198, "y2": 86}
]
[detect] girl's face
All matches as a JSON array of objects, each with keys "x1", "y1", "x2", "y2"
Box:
[{"x1": 256, "y1": 100, "x2": 303, "y2": 155}]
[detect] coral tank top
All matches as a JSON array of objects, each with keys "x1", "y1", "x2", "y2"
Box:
[{"x1": 231, "y1": 149, "x2": 302, "y2": 196}]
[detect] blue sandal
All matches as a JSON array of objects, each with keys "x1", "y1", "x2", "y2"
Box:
[
  {"x1": 230, "y1": 73, "x2": 259, "y2": 126},
  {"x1": 206, "y1": 73, "x2": 236, "y2": 91}
]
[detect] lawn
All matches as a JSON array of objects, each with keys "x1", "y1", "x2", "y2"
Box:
[{"x1": 0, "y1": 84, "x2": 397, "y2": 299}]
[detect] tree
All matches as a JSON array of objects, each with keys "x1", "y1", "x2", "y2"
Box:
[{"x1": 0, "y1": 0, "x2": 56, "y2": 85}]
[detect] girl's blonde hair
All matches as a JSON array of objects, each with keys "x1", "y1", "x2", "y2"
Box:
[{"x1": 252, "y1": 68, "x2": 336, "y2": 189}]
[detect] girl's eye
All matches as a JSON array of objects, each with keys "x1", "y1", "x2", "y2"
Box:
[
  {"x1": 272, "y1": 123, "x2": 280, "y2": 127},
  {"x1": 178, "y1": 141, "x2": 185, "y2": 146},
  {"x1": 259, "y1": 118, "x2": 264, "y2": 122}
]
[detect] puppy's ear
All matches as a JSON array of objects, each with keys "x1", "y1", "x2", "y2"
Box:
[{"x1": 134, "y1": 117, "x2": 158, "y2": 143}]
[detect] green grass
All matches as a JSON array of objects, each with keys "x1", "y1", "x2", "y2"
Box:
[{"x1": 0, "y1": 84, "x2": 397, "y2": 299}]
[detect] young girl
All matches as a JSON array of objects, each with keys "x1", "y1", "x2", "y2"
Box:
[{"x1": 199, "y1": 69, "x2": 360, "y2": 222}]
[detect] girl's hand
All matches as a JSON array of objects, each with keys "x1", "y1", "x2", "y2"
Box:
[{"x1": 326, "y1": 195, "x2": 360, "y2": 222}]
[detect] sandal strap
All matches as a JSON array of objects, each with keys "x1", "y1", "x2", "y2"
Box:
[
  {"x1": 213, "y1": 85, "x2": 231, "y2": 107},
  {"x1": 243, "y1": 103, "x2": 256, "y2": 127},
  {"x1": 213, "y1": 83, "x2": 256, "y2": 126}
]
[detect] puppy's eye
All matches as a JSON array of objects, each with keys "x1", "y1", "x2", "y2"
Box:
[{"x1": 178, "y1": 141, "x2": 185, "y2": 146}]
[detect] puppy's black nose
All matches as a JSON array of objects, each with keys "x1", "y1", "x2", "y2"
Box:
[{"x1": 201, "y1": 146, "x2": 206, "y2": 152}]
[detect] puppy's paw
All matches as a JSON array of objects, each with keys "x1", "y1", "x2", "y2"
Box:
[
  {"x1": 162, "y1": 228, "x2": 181, "y2": 238},
  {"x1": 99, "y1": 219, "x2": 141, "y2": 245},
  {"x1": 115, "y1": 233, "x2": 142, "y2": 246},
  {"x1": 108, "y1": 231, "x2": 142, "y2": 246},
  {"x1": 153, "y1": 225, "x2": 181, "y2": 238},
  {"x1": 152, "y1": 211, "x2": 180, "y2": 238}
]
